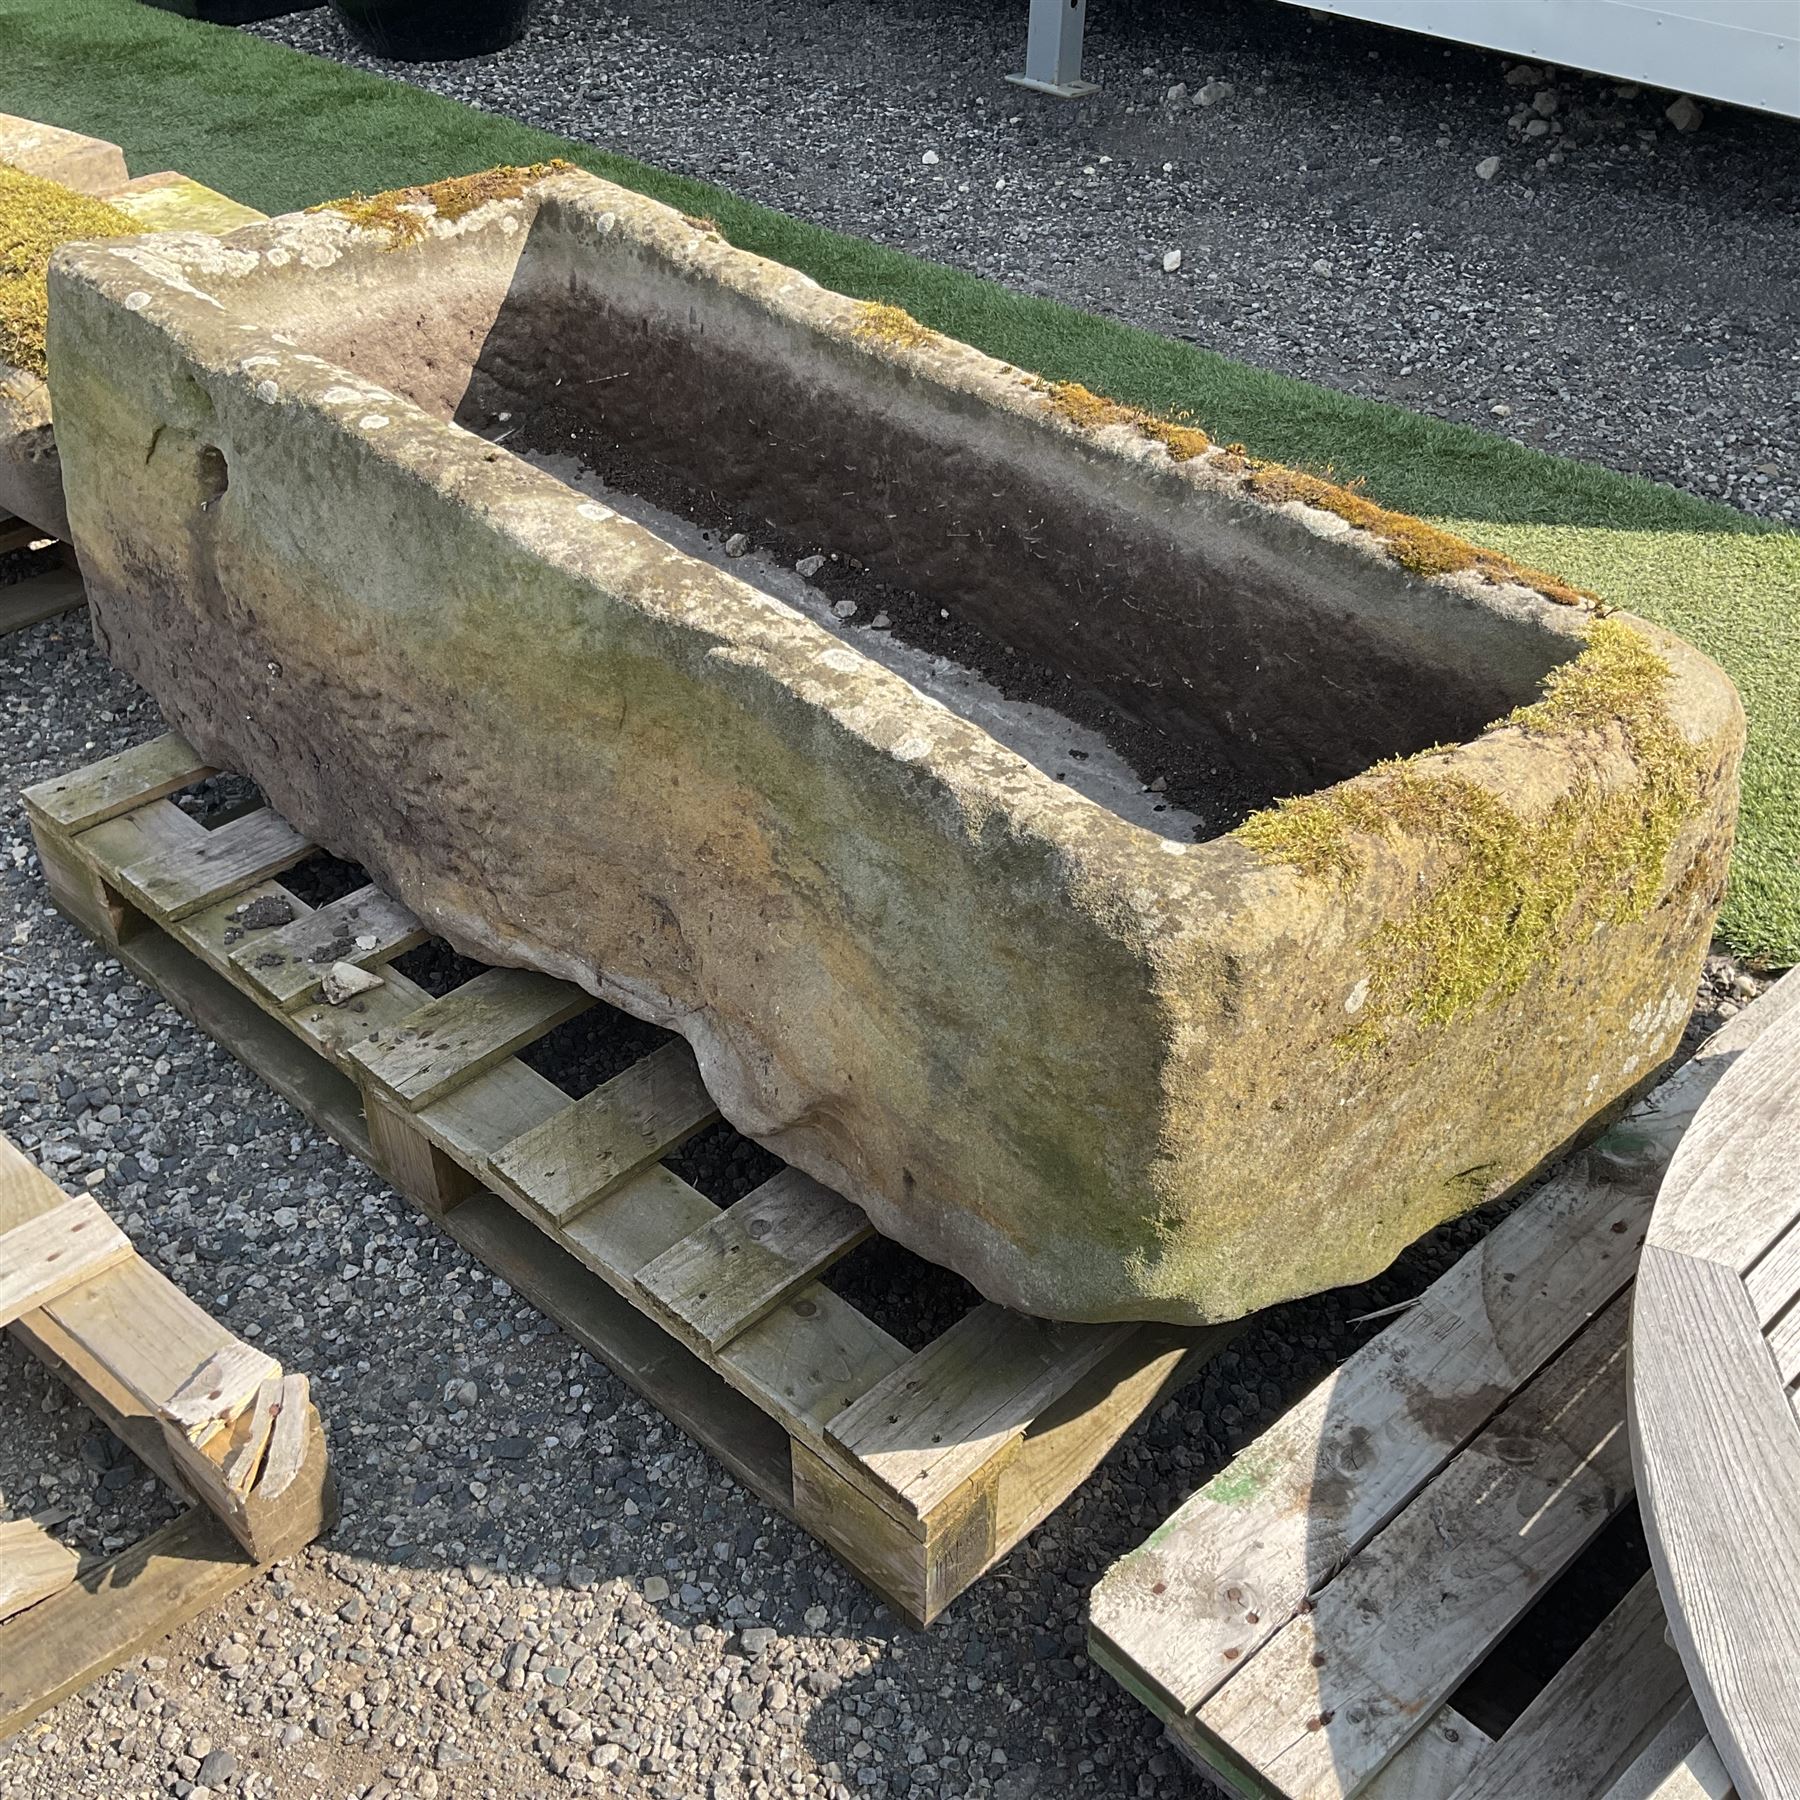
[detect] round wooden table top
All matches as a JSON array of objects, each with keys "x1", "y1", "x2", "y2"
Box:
[{"x1": 1629, "y1": 968, "x2": 1800, "y2": 1800}]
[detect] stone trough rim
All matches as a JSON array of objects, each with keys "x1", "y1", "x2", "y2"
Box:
[{"x1": 44, "y1": 167, "x2": 1735, "y2": 938}]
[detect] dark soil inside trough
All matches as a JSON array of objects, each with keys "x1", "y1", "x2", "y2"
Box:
[{"x1": 502, "y1": 401, "x2": 1275, "y2": 840}]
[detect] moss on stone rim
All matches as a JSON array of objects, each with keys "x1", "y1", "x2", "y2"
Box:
[
  {"x1": 0, "y1": 158, "x2": 135, "y2": 378},
  {"x1": 310, "y1": 160, "x2": 572, "y2": 246},
  {"x1": 1235, "y1": 619, "x2": 1708, "y2": 1050}
]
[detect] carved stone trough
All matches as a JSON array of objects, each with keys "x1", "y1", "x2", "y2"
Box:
[
  {"x1": 1, "y1": 113, "x2": 263, "y2": 538},
  {"x1": 45, "y1": 166, "x2": 1743, "y2": 1324}
]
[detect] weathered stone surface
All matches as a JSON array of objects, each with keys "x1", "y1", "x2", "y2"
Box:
[
  {"x1": 0, "y1": 124, "x2": 262, "y2": 538},
  {"x1": 47, "y1": 169, "x2": 1743, "y2": 1324},
  {"x1": 0, "y1": 114, "x2": 128, "y2": 196}
]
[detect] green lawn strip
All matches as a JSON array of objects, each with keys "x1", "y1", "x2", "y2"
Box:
[{"x1": 3, "y1": 0, "x2": 1794, "y2": 961}]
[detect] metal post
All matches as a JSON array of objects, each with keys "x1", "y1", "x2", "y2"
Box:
[{"x1": 1006, "y1": 0, "x2": 1099, "y2": 98}]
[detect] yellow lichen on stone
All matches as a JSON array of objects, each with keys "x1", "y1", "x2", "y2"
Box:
[
  {"x1": 0, "y1": 159, "x2": 135, "y2": 378},
  {"x1": 1041, "y1": 379, "x2": 1211, "y2": 461},
  {"x1": 312, "y1": 160, "x2": 573, "y2": 246},
  {"x1": 1235, "y1": 456, "x2": 1597, "y2": 608},
  {"x1": 851, "y1": 301, "x2": 935, "y2": 351},
  {"x1": 1236, "y1": 619, "x2": 1707, "y2": 1049}
]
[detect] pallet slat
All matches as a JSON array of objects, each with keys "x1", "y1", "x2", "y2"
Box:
[
  {"x1": 0, "y1": 1193, "x2": 134, "y2": 1325},
  {"x1": 347, "y1": 967, "x2": 590, "y2": 1110},
  {"x1": 827, "y1": 1306, "x2": 1135, "y2": 1520},
  {"x1": 488, "y1": 1039, "x2": 718, "y2": 1223},
  {"x1": 1445, "y1": 1575, "x2": 1687, "y2": 1800},
  {"x1": 112, "y1": 808, "x2": 313, "y2": 923},
  {"x1": 0, "y1": 1519, "x2": 81, "y2": 1623},
  {"x1": 637, "y1": 1168, "x2": 872, "y2": 1351},
  {"x1": 0, "y1": 1508, "x2": 262, "y2": 1739},
  {"x1": 0, "y1": 565, "x2": 84, "y2": 636},
  {"x1": 230, "y1": 884, "x2": 427, "y2": 1007},
  {"x1": 1193, "y1": 1296, "x2": 1634, "y2": 1800},
  {"x1": 23, "y1": 733, "x2": 212, "y2": 834}
]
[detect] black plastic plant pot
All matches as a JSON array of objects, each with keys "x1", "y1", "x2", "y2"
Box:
[{"x1": 329, "y1": 0, "x2": 532, "y2": 59}]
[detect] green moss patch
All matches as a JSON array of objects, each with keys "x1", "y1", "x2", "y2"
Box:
[
  {"x1": 311, "y1": 160, "x2": 571, "y2": 246},
  {"x1": 0, "y1": 159, "x2": 134, "y2": 377},
  {"x1": 1236, "y1": 620, "x2": 1708, "y2": 1049}
]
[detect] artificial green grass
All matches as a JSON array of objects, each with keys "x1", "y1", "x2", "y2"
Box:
[{"x1": 3, "y1": 0, "x2": 1794, "y2": 962}]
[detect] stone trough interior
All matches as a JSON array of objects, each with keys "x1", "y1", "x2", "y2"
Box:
[{"x1": 242, "y1": 189, "x2": 1586, "y2": 840}]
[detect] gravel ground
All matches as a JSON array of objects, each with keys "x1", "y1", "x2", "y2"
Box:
[
  {"x1": 249, "y1": 0, "x2": 1800, "y2": 525},
  {"x1": 0, "y1": 590, "x2": 1770, "y2": 1796}
]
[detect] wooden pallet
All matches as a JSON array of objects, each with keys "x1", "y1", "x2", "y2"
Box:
[
  {"x1": 0, "y1": 1132, "x2": 334, "y2": 1738},
  {"x1": 1088, "y1": 980, "x2": 1800, "y2": 1800},
  {"x1": 23, "y1": 734, "x2": 1236, "y2": 1628},
  {"x1": 0, "y1": 520, "x2": 83, "y2": 637}
]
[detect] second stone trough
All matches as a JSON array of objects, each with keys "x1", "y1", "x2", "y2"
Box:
[{"x1": 44, "y1": 165, "x2": 1742, "y2": 1324}]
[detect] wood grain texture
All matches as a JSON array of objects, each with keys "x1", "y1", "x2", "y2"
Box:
[
  {"x1": 636, "y1": 1169, "x2": 872, "y2": 1350},
  {"x1": 1445, "y1": 1574, "x2": 1687, "y2": 1800},
  {"x1": 0, "y1": 1507, "x2": 264, "y2": 1739},
  {"x1": 347, "y1": 968, "x2": 589, "y2": 1109},
  {"x1": 1632, "y1": 1245, "x2": 1800, "y2": 1800},
  {"x1": 827, "y1": 1306, "x2": 1134, "y2": 1519},
  {"x1": 488, "y1": 1040, "x2": 717, "y2": 1224},
  {"x1": 112, "y1": 808, "x2": 313, "y2": 924},
  {"x1": 1645, "y1": 970, "x2": 1800, "y2": 1270},
  {"x1": 1603, "y1": 1699, "x2": 1737, "y2": 1800},
  {"x1": 0, "y1": 565, "x2": 84, "y2": 636},
  {"x1": 0, "y1": 1194, "x2": 133, "y2": 1325},
  {"x1": 1195, "y1": 1296, "x2": 1633, "y2": 1800},
  {"x1": 22, "y1": 733, "x2": 210, "y2": 833},
  {"x1": 229, "y1": 884, "x2": 425, "y2": 1007},
  {"x1": 0, "y1": 1518, "x2": 80, "y2": 1623}
]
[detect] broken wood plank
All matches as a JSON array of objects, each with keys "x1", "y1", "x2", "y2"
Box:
[
  {"x1": 346, "y1": 967, "x2": 590, "y2": 1110},
  {"x1": 159, "y1": 1343, "x2": 283, "y2": 1445},
  {"x1": 826, "y1": 1305, "x2": 1135, "y2": 1522},
  {"x1": 0, "y1": 1519, "x2": 80, "y2": 1623},
  {"x1": 229, "y1": 884, "x2": 426, "y2": 1008},
  {"x1": 111, "y1": 808, "x2": 313, "y2": 923},
  {"x1": 636, "y1": 1168, "x2": 871, "y2": 1351},
  {"x1": 487, "y1": 1039, "x2": 718, "y2": 1224},
  {"x1": 0, "y1": 1194, "x2": 134, "y2": 1326},
  {"x1": 22, "y1": 733, "x2": 211, "y2": 834}
]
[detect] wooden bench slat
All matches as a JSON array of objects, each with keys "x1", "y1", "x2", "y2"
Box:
[
  {"x1": 22, "y1": 733, "x2": 211, "y2": 833},
  {"x1": 1194, "y1": 1294, "x2": 1634, "y2": 1800},
  {"x1": 0, "y1": 1520, "x2": 81, "y2": 1624},
  {"x1": 1644, "y1": 977, "x2": 1800, "y2": 1273},
  {"x1": 826, "y1": 1305, "x2": 1135, "y2": 1519},
  {"x1": 229, "y1": 884, "x2": 426, "y2": 1008},
  {"x1": 1087, "y1": 1048, "x2": 1719, "y2": 1717},
  {"x1": 488, "y1": 1039, "x2": 718, "y2": 1224},
  {"x1": 1632, "y1": 1243, "x2": 1800, "y2": 1800},
  {"x1": 1445, "y1": 1575, "x2": 1686, "y2": 1800},
  {"x1": 0, "y1": 1193, "x2": 134, "y2": 1326},
  {"x1": 636, "y1": 1168, "x2": 871, "y2": 1351},
  {"x1": 346, "y1": 967, "x2": 590, "y2": 1110},
  {"x1": 112, "y1": 808, "x2": 313, "y2": 923}
]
